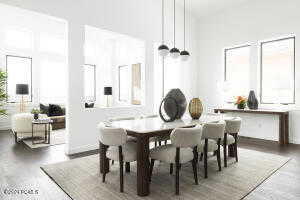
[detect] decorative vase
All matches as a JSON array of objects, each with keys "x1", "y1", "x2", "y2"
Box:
[
  {"x1": 237, "y1": 104, "x2": 246, "y2": 109},
  {"x1": 33, "y1": 113, "x2": 39, "y2": 120},
  {"x1": 247, "y1": 90, "x2": 258, "y2": 110},
  {"x1": 164, "y1": 88, "x2": 187, "y2": 119},
  {"x1": 188, "y1": 98, "x2": 203, "y2": 119}
]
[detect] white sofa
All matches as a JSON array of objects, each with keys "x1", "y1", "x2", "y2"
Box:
[{"x1": 11, "y1": 113, "x2": 50, "y2": 143}]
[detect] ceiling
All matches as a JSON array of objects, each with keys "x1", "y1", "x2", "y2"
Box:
[{"x1": 178, "y1": 0, "x2": 250, "y2": 19}]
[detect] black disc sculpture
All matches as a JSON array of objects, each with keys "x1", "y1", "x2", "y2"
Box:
[{"x1": 159, "y1": 89, "x2": 187, "y2": 122}]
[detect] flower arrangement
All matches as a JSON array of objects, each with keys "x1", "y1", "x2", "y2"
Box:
[
  {"x1": 31, "y1": 108, "x2": 41, "y2": 120},
  {"x1": 234, "y1": 96, "x2": 247, "y2": 109}
]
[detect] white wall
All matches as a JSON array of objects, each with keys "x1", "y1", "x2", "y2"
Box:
[
  {"x1": 197, "y1": 0, "x2": 300, "y2": 143},
  {"x1": 0, "y1": 0, "x2": 199, "y2": 154}
]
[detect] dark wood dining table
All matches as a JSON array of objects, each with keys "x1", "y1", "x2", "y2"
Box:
[{"x1": 99, "y1": 115, "x2": 223, "y2": 196}]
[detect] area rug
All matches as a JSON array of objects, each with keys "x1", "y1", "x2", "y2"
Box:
[
  {"x1": 23, "y1": 129, "x2": 65, "y2": 149},
  {"x1": 41, "y1": 148, "x2": 290, "y2": 200}
]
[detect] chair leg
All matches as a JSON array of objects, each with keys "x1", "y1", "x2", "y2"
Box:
[
  {"x1": 199, "y1": 153, "x2": 203, "y2": 161},
  {"x1": 155, "y1": 141, "x2": 157, "y2": 147},
  {"x1": 170, "y1": 163, "x2": 173, "y2": 174},
  {"x1": 192, "y1": 146, "x2": 199, "y2": 185},
  {"x1": 14, "y1": 132, "x2": 19, "y2": 143},
  {"x1": 125, "y1": 162, "x2": 130, "y2": 173},
  {"x1": 217, "y1": 139, "x2": 221, "y2": 171},
  {"x1": 175, "y1": 148, "x2": 180, "y2": 195},
  {"x1": 204, "y1": 139, "x2": 208, "y2": 179},
  {"x1": 118, "y1": 146, "x2": 124, "y2": 193},
  {"x1": 164, "y1": 140, "x2": 167, "y2": 145},
  {"x1": 234, "y1": 133, "x2": 238, "y2": 162},
  {"x1": 159, "y1": 141, "x2": 162, "y2": 146},
  {"x1": 102, "y1": 171, "x2": 106, "y2": 183},
  {"x1": 111, "y1": 160, "x2": 114, "y2": 165},
  {"x1": 223, "y1": 133, "x2": 228, "y2": 168},
  {"x1": 149, "y1": 159, "x2": 155, "y2": 182}
]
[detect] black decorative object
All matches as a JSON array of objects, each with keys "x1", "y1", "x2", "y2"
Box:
[
  {"x1": 85, "y1": 102, "x2": 94, "y2": 108},
  {"x1": 247, "y1": 90, "x2": 258, "y2": 110},
  {"x1": 16, "y1": 84, "x2": 29, "y2": 95},
  {"x1": 33, "y1": 113, "x2": 39, "y2": 120},
  {"x1": 159, "y1": 97, "x2": 178, "y2": 122},
  {"x1": 165, "y1": 89, "x2": 187, "y2": 118}
]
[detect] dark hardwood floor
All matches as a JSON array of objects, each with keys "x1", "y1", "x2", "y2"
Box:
[{"x1": 0, "y1": 130, "x2": 300, "y2": 200}]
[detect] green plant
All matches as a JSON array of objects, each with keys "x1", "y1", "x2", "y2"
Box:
[
  {"x1": 31, "y1": 108, "x2": 40, "y2": 114},
  {"x1": 0, "y1": 70, "x2": 7, "y2": 115}
]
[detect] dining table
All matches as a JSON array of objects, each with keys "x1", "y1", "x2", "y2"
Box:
[{"x1": 99, "y1": 114, "x2": 224, "y2": 196}]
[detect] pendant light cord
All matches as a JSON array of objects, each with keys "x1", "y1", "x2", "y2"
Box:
[
  {"x1": 162, "y1": 0, "x2": 165, "y2": 44},
  {"x1": 184, "y1": 0, "x2": 186, "y2": 50},
  {"x1": 173, "y1": 0, "x2": 176, "y2": 47}
]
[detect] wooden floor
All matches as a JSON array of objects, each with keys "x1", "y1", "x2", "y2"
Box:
[{"x1": 0, "y1": 130, "x2": 300, "y2": 200}]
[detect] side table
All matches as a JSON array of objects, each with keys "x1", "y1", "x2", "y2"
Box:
[{"x1": 32, "y1": 119, "x2": 53, "y2": 145}]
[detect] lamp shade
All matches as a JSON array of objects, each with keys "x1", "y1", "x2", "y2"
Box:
[
  {"x1": 104, "y1": 87, "x2": 112, "y2": 95},
  {"x1": 16, "y1": 84, "x2": 29, "y2": 95}
]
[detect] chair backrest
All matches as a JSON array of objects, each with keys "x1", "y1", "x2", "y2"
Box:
[
  {"x1": 98, "y1": 122, "x2": 127, "y2": 146},
  {"x1": 202, "y1": 121, "x2": 226, "y2": 139},
  {"x1": 170, "y1": 126, "x2": 202, "y2": 148},
  {"x1": 108, "y1": 117, "x2": 135, "y2": 122},
  {"x1": 225, "y1": 117, "x2": 242, "y2": 133}
]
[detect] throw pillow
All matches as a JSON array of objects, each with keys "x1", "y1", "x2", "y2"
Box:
[
  {"x1": 40, "y1": 104, "x2": 49, "y2": 116},
  {"x1": 49, "y1": 104, "x2": 64, "y2": 116}
]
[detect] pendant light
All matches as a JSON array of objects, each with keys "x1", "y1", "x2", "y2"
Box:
[
  {"x1": 170, "y1": 0, "x2": 180, "y2": 59},
  {"x1": 158, "y1": 0, "x2": 169, "y2": 57},
  {"x1": 180, "y1": 0, "x2": 190, "y2": 61}
]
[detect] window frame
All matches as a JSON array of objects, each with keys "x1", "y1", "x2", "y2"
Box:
[
  {"x1": 260, "y1": 36, "x2": 296, "y2": 105},
  {"x1": 224, "y1": 44, "x2": 251, "y2": 103},
  {"x1": 5, "y1": 55, "x2": 33, "y2": 103},
  {"x1": 83, "y1": 64, "x2": 96, "y2": 102}
]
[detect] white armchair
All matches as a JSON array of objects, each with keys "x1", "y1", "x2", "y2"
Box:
[{"x1": 11, "y1": 113, "x2": 49, "y2": 143}]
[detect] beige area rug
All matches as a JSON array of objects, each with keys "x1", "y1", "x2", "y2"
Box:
[
  {"x1": 23, "y1": 129, "x2": 66, "y2": 149},
  {"x1": 41, "y1": 148, "x2": 290, "y2": 200}
]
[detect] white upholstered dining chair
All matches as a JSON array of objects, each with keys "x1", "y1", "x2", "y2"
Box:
[
  {"x1": 223, "y1": 117, "x2": 242, "y2": 167},
  {"x1": 149, "y1": 126, "x2": 202, "y2": 195},
  {"x1": 98, "y1": 123, "x2": 137, "y2": 193},
  {"x1": 198, "y1": 121, "x2": 226, "y2": 178}
]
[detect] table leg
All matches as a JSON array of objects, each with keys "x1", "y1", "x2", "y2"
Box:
[
  {"x1": 284, "y1": 113, "x2": 289, "y2": 145},
  {"x1": 136, "y1": 136, "x2": 150, "y2": 196},
  {"x1": 279, "y1": 114, "x2": 284, "y2": 145},
  {"x1": 48, "y1": 124, "x2": 51, "y2": 144},
  {"x1": 99, "y1": 141, "x2": 109, "y2": 174},
  {"x1": 32, "y1": 124, "x2": 34, "y2": 145}
]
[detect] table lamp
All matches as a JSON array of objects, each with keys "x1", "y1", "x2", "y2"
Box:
[
  {"x1": 104, "y1": 87, "x2": 112, "y2": 107},
  {"x1": 16, "y1": 84, "x2": 29, "y2": 112}
]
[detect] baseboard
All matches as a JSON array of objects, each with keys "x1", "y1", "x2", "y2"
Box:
[{"x1": 67, "y1": 143, "x2": 98, "y2": 155}]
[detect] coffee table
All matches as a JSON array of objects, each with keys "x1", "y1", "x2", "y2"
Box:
[{"x1": 31, "y1": 119, "x2": 53, "y2": 145}]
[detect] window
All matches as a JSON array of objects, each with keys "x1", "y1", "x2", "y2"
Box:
[
  {"x1": 39, "y1": 59, "x2": 67, "y2": 103},
  {"x1": 118, "y1": 65, "x2": 130, "y2": 102},
  {"x1": 83, "y1": 64, "x2": 96, "y2": 102},
  {"x1": 224, "y1": 45, "x2": 251, "y2": 101},
  {"x1": 260, "y1": 37, "x2": 295, "y2": 104},
  {"x1": 6, "y1": 55, "x2": 32, "y2": 102}
]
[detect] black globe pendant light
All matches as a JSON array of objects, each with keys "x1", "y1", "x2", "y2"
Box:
[
  {"x1": 170, "y1": 0, "x2": 180, "y2": 59},
  {"x1": 158, "y1": 0, "x2": 169, "y2": 57},
  {"x1": 180, "y1": 0, "x2": 190, "y2": 61}
]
